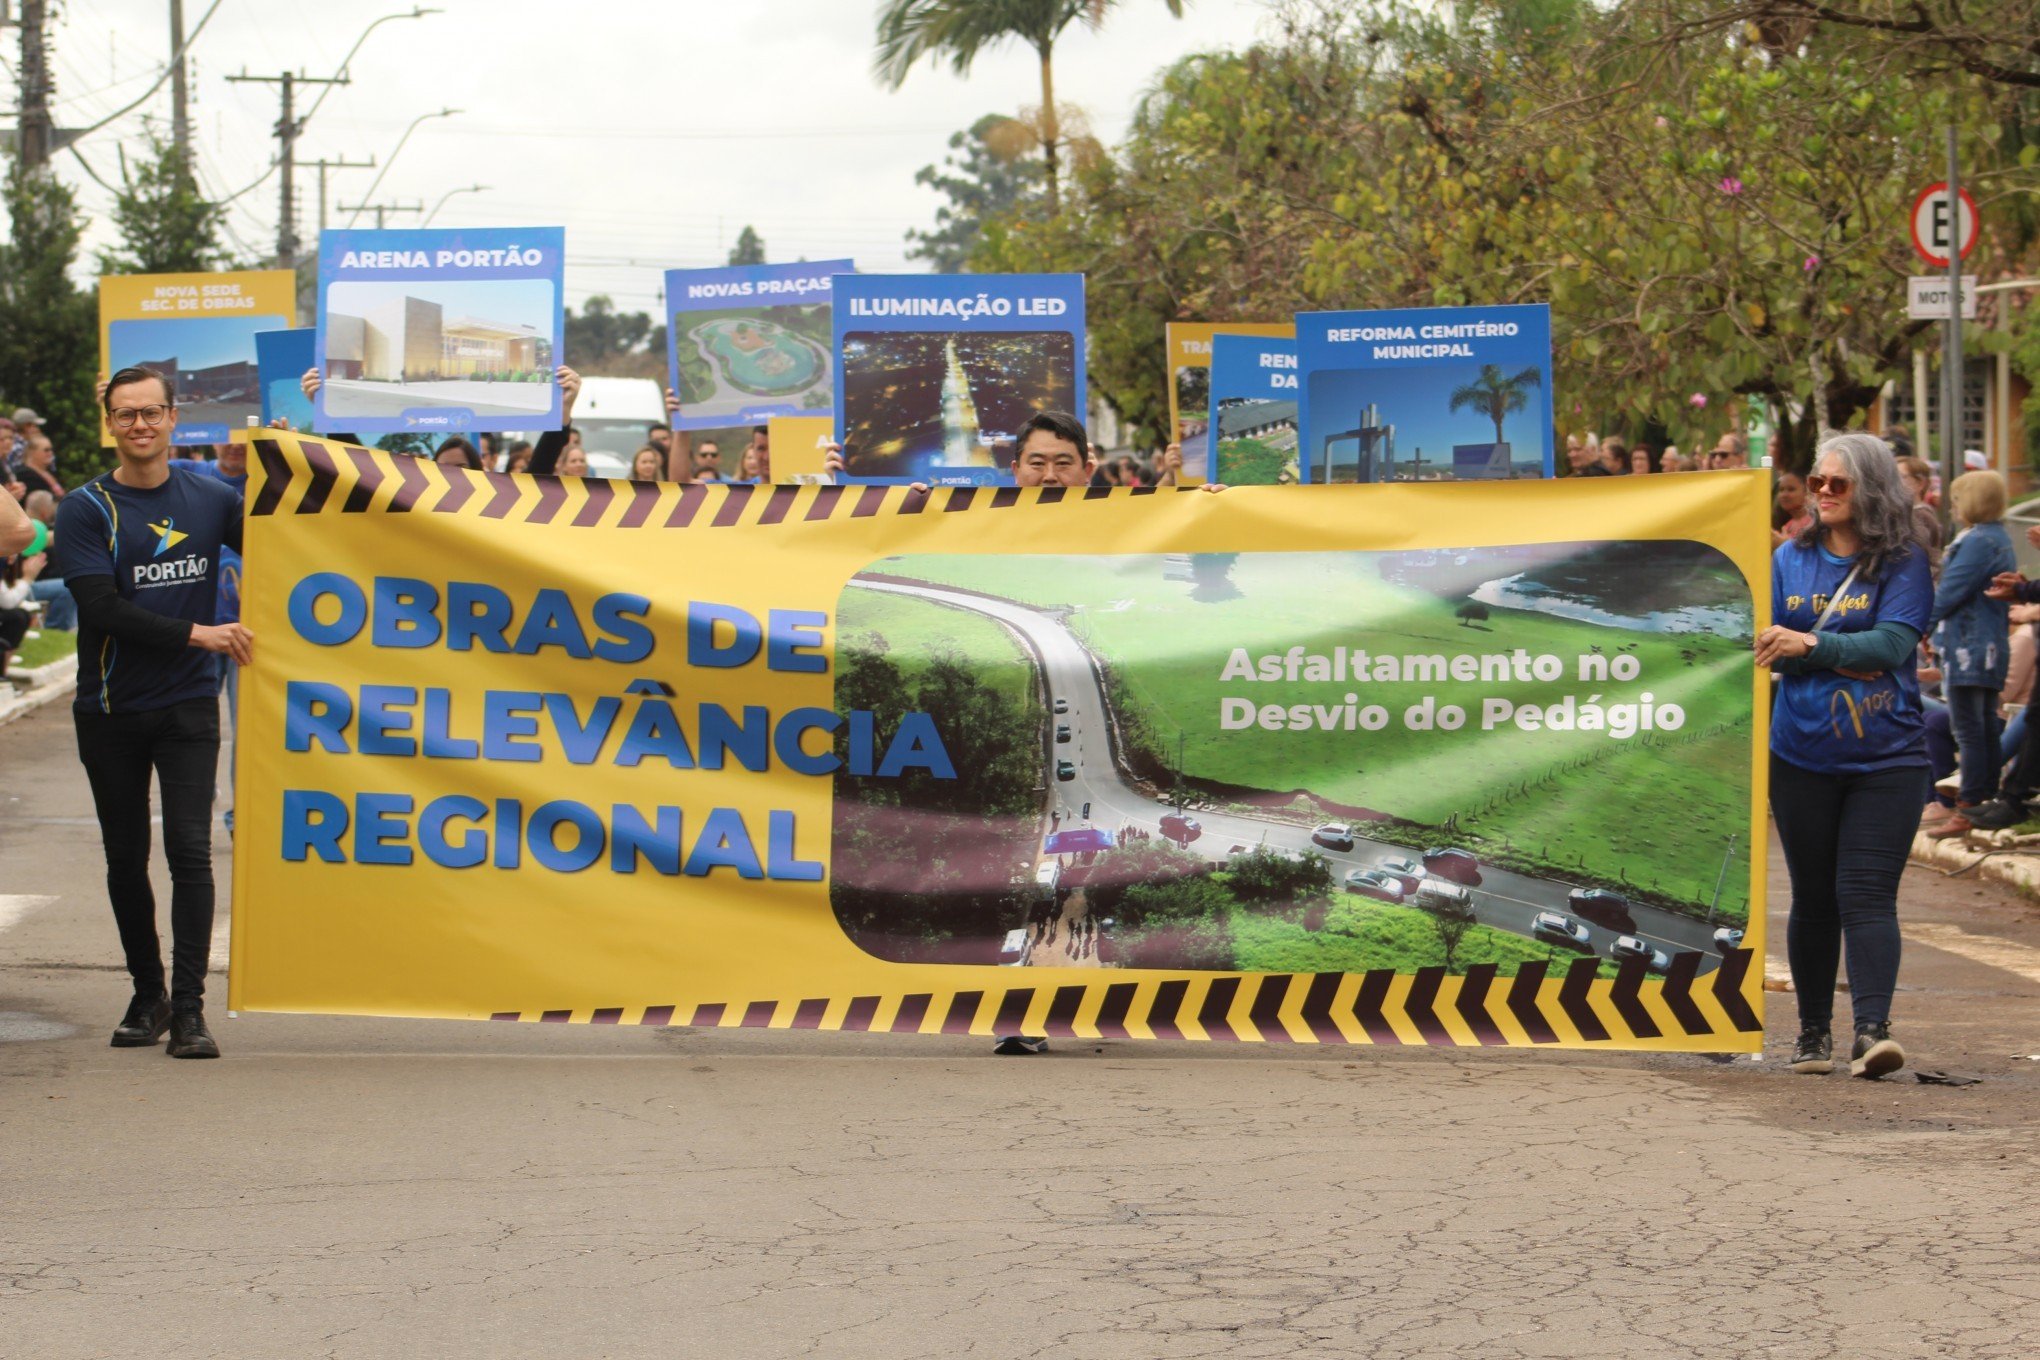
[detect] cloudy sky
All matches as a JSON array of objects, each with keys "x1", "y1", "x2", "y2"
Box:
[{"x1": 29, "y1": 0, "x2": 1279, "y2": 312}]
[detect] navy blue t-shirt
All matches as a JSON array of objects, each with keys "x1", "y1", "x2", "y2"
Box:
[
  {"x1": 52, "y1": 467, "x2": 244, "y2": 713},
  {"x1": 1771, "y1": 540, "x2": 1933, "y2": 775}
]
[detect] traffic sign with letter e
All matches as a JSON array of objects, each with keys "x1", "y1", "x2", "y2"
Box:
[{"x1": 1910, "y1": 183, "x2": 1980, "y2": 268}]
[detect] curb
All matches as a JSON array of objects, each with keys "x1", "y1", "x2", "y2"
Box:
[
  {"x1": 1910, "y1": 827, "x2": 2040, "y2": 897},
  {"x1": 0, "y1": 652, "x2": 77, "y2": 727}
]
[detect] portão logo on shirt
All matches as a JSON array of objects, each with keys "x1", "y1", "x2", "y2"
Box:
[
  {"x1": 149, "y1": 518, "x2": 190, "y2": 557},
  {"x1": 133, "y1": 517, "x2": 210, "y2": 589}
]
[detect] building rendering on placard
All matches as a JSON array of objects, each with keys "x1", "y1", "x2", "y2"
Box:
[
  {"x1": 324, "y1": 296, "x2": 545, "y2": 382},
  {"x1": 129, "y1": 356, "x2": 261, "y2": 402}
]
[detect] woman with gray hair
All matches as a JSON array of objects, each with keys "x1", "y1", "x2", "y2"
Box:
[{"x1": 1754, "y1": 431, "x2": 1932, "y2": 1079}]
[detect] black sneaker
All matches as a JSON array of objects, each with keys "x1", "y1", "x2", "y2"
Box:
[
  {"x1": 1789, "y1": 1026, "x2": 1834, "y2": 1074},
  {"x1": 1965, "y1": 798, "x2": 2030, "y2": 831},
  {"x1": 110, "y1": 992, "x2": 171, "y2": 1048},
  {"x1": 1850, "y1": 1023, "x2": 1904, "y2": 1079},
  {"x1": 166, "y1": 1008, "x2": 221, "y2": 1060}
]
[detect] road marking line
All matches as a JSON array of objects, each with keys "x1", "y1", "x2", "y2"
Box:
[
  {"x1": 0, "y1": 895, "x2": 57, "y2": 935},
  {"x1": 1906, "y1": 923, "x2": 2040, "y2": 985}
]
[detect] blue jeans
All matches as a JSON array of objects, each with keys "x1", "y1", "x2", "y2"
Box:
[
  {"x1": 30, "y1": 577, "x2": 74, "y2": 630},
  {"x1": 1947, "y1": 684, "x2": 2001, "y2": 805}
]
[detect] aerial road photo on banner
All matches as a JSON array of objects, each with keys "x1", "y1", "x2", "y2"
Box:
[{"x1": 832, "y1": 544, "x2": 1755, "y2": 976}]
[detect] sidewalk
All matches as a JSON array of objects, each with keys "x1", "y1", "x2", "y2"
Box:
[{"x1": 0, "y1": 650, "x2": 76, "y2": 727}]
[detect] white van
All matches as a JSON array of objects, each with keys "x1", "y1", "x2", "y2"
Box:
[
  {"x1": 1034, "y1": 861, "x2": 1061, "y2": 898},
  {"x1": 1414, "y1": 880, "x2": 1474, "y2": 920},
  {"x1": 513, "y1": 376, "x2": 665, "y2": 477}
]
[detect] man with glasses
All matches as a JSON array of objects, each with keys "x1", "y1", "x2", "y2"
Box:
[{"x1": 50, "y1": 367, "x2": 252, "y2": 1060}]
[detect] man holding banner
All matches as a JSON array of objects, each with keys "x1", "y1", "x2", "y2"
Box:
[{"x1": 50, "y1": 367, "x2": 253, "y2": 1060}]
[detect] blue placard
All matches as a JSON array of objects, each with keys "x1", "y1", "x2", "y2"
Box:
[
  {"x1": 255, "y1": 328, "x2": 316, "y2": 431},
  {"x1": 665, "y1": 260, "x2": 851, "y2": 432},
  {"x1": 1296, "y1": 304, "x2": 1554, "y2": 483},
  {"x1": 314, "y1": 227, "x2": 565, "y2": 436},
  {"x1": 1207, "y1": 334, "x2": 1300, "y2": 485},
  {"x1": 831, "y1": 273, "x2": 1086, "y2": 486}
]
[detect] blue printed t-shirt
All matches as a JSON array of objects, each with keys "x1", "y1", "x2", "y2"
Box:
[
  {"x1": 1771, "y1": 539, "x2": 1933, "y2": 775},
  {"x1": 51, "y1": 467, "x2": 244, "y2": 713}
]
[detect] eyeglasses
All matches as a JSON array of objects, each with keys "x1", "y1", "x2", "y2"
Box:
[
  {"x1": 1806, "y1": 474, "x2": 1853, "y2": 496},
  {"x1": 109, "y1": 405, "x2": 172, "y2": 429}
]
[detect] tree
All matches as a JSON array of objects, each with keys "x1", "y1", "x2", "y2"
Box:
[
  {"x1": 973, "y1": 1, "x2": 2038, "y2": 467},
  {"x1": 0, "y1": 165, "x2": 101, "y2": 485},
  {"x1": 874, "y1": 0, "x2": 1186, "y2": 216},
  {"x1": 907, "y1": 114, "x2": 1047, "y2": 271},
  {"x1": 564, "y1": 295, "x2": 661, "y2": 378},
  {"x1": 1430, "y1": 911, "x2": 1474, "y2": 973},
  {"x1": 1694, "y1": 1, "x2": 2040, "y2": 90},
  {"x1": 96, "y1": 132, "x2": 229, "y2": 275},
  {"x1": 727, "y1": 226, "x2": 766, "y2": 266},
  {"x1": 1448, "y1": 365, "x2": 1542, "y2": 446}
]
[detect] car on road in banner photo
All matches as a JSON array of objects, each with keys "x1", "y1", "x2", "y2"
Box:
[
  {"x1": 1609, "y1": 935, "x2": 1673, "y2": 973},
  {"x1": 1035, "y1": 862, "x2": 1061, "y2": 897},
  {"x1": 1422, "y1": 847, "x2": 1482, "y2": 885},
  {"x1": 1372, "y1": 856, "x2": 1426, "y2": 894},
  {"x1": 1159, "y1": 812, "x2": 1203, "y2": 844},
  {"x1": 1713, "y1": 926, "x2": 1746, "y2": 953},
  {"x1": 1053, "y1": 698, "x2": 1070, "y2": 714},
  {"x1": 1055, "y1": 724, "x2": 1071, "y2": 743},
  {"x1": 1532, "y1": 911, "x2": 1594, "y2": 951},
  {"x1": 1312, "y1": 823, "x2": 1357, "y2": 852},
  {"x1": 1413, "y1": 880, "x2": 1475, "y2": 920},
  {"x1": 1343, "y1": 869, "x2": 1407, "y2": 904},
  {"x1": 1056, "y1": 760, "x2": 1077, "y2": 782},
  {"x1": 1568, "y1": 888, "x2": 1638, "y2": 934}
]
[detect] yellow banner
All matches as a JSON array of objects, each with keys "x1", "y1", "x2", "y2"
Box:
[{"x1": 232, "y1": 432, "x2": 1770, "y2": 1050}]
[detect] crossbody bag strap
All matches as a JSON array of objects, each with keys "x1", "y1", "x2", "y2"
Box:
[{"x1": 1812, "y1": 563, "x2": 1863, "y2": 633}]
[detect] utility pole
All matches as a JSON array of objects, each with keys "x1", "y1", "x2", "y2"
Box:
[
  {"x1": 169, "y1": 0, "x2": 190, "y2": 176},
  {"x1": 1942, "y1": 124, "x2": 1964, "y2": 494},
  {"x1": 17, "y1": 0, "x2": 53, "y2": 170},
  {"x1": 338, "y1": 200, "x2": 421, "y2": 230},
  {"x1": 298, "y1": 154, "x2": 375, "y2": 237},
  {"x1": 225, "y1": 69, "x2": 348, "y2": 271}
]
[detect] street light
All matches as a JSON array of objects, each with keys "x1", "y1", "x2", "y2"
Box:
[
  {"x1": 302, "y1": 7, "x2": 443, "y2": 128},
  {"x1": 422, "y1": 183, "x2": 490, "y2": 227},
  {"x1": 344, "y1": 107, "x2": 461, "y2": 228}
]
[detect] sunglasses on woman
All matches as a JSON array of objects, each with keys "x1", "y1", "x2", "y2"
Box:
[{"x1": 1805, "y1": 474, "x2": 1852, "y2": 495}]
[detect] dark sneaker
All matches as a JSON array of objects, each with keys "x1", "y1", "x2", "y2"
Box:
[
  {"x1": 1851, "y1": 1024, "x2": 1904, "y2": 1079},
  {"x1": 1789, "y1": 1026, "x2": 1834, "y2": 1074},
  {"x1": 166, "y1": 1008, "x2": 221, "y2": 1059},
  {"x1": 992, "y1": 1035, "x2": 1048, "y2": 1055},
  {"x1": 1965, "y1": 798, "x2": 2030, "y2": 831},
  {"x1": 110, "y1": 993, "x2": 171, "y2": 1047}
]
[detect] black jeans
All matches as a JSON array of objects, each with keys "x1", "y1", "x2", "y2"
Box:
[
  {"x1": 74, "y1": 697, "x2": 220, "y2": 1008},
  {"x1": 1770, "y1": 754, "x2": 1925, "y2": 1032}
]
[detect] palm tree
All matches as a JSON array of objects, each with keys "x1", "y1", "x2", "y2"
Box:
[
  {"x1": 874, "y1": 0, "x2": 1185, "y2": 217},
  {"x1": 1447, "y1": 364, "x2": 1543, "y2": 447}
]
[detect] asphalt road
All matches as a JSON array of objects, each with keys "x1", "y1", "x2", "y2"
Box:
[
  {"x1": 854, "y1": 577, "x2": 1728, "y2": 969},
  {"x1": 4, "y1": 690, "x2": 2039, "y2": 1359}
]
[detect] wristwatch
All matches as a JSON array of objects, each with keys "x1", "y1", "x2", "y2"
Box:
[{"x1": 1803, "y1": 631, "x2": 1820, "y2": 653}]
